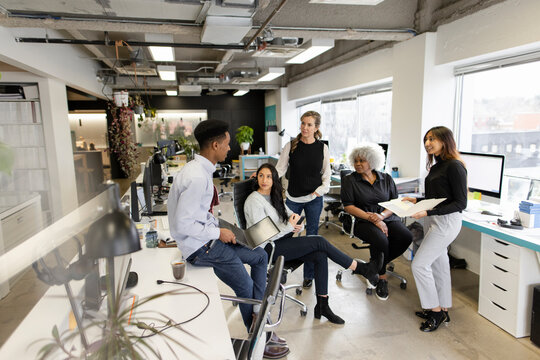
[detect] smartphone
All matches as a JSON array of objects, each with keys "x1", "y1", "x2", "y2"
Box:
[{"x1": 296, "y1": 216, "x2": 305, "y2": 225}]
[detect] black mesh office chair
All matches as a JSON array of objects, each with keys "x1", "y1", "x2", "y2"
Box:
[
  {"x1": 335, "y1": 171, "x2": 407, "y2": 293},
  {"x1": 233, "y1": 178, "x2": 308, "y2": 316},
  {"x1": 222, "y1": 256, "x2": 286, "y2": 360},
  {"x1": 319, "y1": 169, "x2": 352, "y2": 231},
  {"x1": 217, "y1": 163, "x2": 234, "y2": 200}
]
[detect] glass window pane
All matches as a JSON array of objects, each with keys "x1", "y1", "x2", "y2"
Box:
[{"x1": 458, "y1": 61, "x2": 540, "y2": 180}]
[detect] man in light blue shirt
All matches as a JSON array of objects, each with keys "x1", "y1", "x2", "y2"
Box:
[{"x1": 168, "y1": 120, "x2": 268, "y2": 331}]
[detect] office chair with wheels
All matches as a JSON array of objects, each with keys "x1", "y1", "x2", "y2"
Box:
[
  {"x1": 217, "y1": 163, "x2": 234, "y2": 200},
  {"x1": 335, "y1": 211, "x2": 407, "y2": 293},
  {"x1": 222, "y1": 256, "x2": 287, "y2": 360},
  {"x1": 319, "y1": 169, "x2": 352, "y2": 231},
  {"x1": 233, "y1": 178, "x2": 308, "y2": 317}
]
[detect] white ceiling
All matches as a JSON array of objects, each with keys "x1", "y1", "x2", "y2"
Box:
[{"x1": 0, "y1": 0, "x2": 505, "y2": 96}]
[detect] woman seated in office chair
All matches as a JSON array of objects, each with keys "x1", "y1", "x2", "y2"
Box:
[
  {"x1": 244, "y1": 163, "x2": 383, "y2": 324},
  {"x1": 341, "y1": 143, "x2": 413, "y2": 300}
]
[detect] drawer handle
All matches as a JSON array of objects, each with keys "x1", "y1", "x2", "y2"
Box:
[
  {"x1": 16, "y1": 216, "x2": 24, "y2": 224},
  {"x1": 493, "y1": 265, "x2": 508, "y2": 273},
  {"x1": 493, "y1": 252, "x2": 509, "y2": 260},
  {"x1": 495, "y1": 239, "x2": 509, "y2": 246},
  {"x1": 492, "y1": 283, "x2": 507, "y2": 292},
  {"x1": 491, "y1": 301, "x2": 507, "y2": 311}
]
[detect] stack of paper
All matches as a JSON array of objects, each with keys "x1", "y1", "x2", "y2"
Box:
[{"x1": 378, "y1": 198, "x2": 446, "y2": 217}]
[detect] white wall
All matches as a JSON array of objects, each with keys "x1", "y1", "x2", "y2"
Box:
[{"x1": 69, "y1": 114, "x2": 108, "y2": 149}]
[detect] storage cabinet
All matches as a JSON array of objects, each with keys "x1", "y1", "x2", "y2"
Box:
[
  {"x1": 0, "y1": 193, "x2": 42, "y2": 299},
  {"x1": 478, "y1": 234, "x2": 540, "y2": 337},
  {"x1": 239, "y1": 155, "x2": 271, "y2": 180}
]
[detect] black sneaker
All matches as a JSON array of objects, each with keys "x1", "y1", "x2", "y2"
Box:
[
  {"x1": 375, "y1": 279, "x2": 389, "y2": 301},
  {"x1": 302, "y1": 278, "x2": 313, "y2": 288}
]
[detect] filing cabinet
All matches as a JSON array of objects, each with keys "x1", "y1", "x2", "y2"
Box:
[{"x1": 478, "y1": 234, "x2": 540, "y2": 337}]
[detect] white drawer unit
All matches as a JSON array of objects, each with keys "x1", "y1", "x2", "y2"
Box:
[
  {"x1": 478, "y1": 234, "x2": 540, "y2": 337},
  {"x1": 0, "y1": 193, "x2": 42, "y2": 298}
]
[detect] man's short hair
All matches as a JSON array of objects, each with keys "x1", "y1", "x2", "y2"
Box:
[{"x1": 194, "y1": 120, "x2": 229, "y2": 149}]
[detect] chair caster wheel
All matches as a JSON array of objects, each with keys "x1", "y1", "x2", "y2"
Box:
[
  {"x1": 296, "y1": 288, "x2": 303, "y2": 295},
  {"x1": 400, "y1": 282, "x2": 407, "y2": 290},
  {"x1": 340, "y1": 231, "x2": 345, "y2": 235},
  {"x1": 300, "y1": 310, "x2": 307, "y2": 316},
  {"x1": 387, "y1": 265, "x2": 394, "y2": 272},
  {"x1": 232, "y1": 301, "x2": 238, "y2": 307},
  {"x1": 366, "y1": 288, "x2": 373, "y2": 295},
  {"x1": 336, "y1": 271, "x2": 342, "y2": 282}
]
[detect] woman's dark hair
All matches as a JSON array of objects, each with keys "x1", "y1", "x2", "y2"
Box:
[
  {"x1": 424, "y1": 126, "x2": 464, "y2": 170},
  {"x1": 255, "y1": 163, "x2": 288, "y2": 223},
  {"x1": 290, "y1": 111, "x2": 322, "y2": 153}
]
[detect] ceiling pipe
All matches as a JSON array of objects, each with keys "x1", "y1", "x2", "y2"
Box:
[
  {"x1": 15, "y1": 37, "x2": 249, "y2": 50},
  {"x1": 244, "y1": 0, "x2": 289, "y2": 50}
]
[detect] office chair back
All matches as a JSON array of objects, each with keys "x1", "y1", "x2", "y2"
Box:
[
  {"x1": 231, "y1": 255, "x2": 286, "y2": 360},
  {"x1": 232, "y1": 178, "x2": 257, "y2": 230}
]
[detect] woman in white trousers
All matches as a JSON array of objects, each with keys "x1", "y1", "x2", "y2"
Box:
[{"x1": 403, "y1": 126, "x2": 467, "y2": 332}]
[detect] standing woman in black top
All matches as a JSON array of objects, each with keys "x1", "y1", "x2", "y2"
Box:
[
  {"x1": 275, "y1": 111, "x2": 331, "y2": 288},
  {"x1": 402, "y1": 126, "x2": 467, "y2": 332}
]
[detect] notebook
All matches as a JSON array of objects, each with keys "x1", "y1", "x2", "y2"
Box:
[{"x1": 218, "y1": 217, "x2": 280, "y2": 250}]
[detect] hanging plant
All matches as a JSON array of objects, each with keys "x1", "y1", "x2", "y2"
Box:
[{"x1": 108, "y1": 102, "x2": 138, "y2": 177}]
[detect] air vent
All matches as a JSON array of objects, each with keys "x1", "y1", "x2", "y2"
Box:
[
  {"x1": 115, "y1": 66, "x2": 157, "y2": 76},
  {"x1": 252, "y1": 46, "x2": 304, "y2": 58},
  {"x1": 179, "y1": 85, "x2": 202, "y2": 96}
]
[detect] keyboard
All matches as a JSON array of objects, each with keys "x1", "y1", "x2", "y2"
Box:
[{"x1": 161, "y1": 216, "x2": 169, "y2": 230}]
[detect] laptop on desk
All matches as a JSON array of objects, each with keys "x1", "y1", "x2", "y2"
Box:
[{"x1": 218, "y1": 217, "x2": 280, "y2": 250}]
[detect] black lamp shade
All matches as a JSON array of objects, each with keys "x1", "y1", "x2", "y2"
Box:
[
  {"x1": 86, "y1": 210, "x2": 141, "y2": 259},
  {"x1": 153, "y1": 147, "x2": 167, "y2": 164}
]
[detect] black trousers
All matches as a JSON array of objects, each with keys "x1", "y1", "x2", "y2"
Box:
[
  {"x1": 353, "y1": 220, "x2": 413, "y2": 275},
  {"x1": 271, "y1": 235, "x2": 353, "y2": 296}
]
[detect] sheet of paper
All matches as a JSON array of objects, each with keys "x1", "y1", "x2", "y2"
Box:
[{"x1": 378, "y1": 198, "x2": 446, "y2": 217}]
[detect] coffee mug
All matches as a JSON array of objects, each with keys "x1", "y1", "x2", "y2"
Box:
[{"x1": 171, "y1": 259, "x2": 186, "y2": 280}]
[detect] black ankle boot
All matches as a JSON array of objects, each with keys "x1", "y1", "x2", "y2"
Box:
[
  {"x1": 353, "y1": 253, "x2": 384, "y2": 284},
  {"x1": 314, "y1": 295, "x2": 345, "y2": 324}
]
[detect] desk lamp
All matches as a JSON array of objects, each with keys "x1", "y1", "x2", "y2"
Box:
[{"x1": 86, "y1": 209, "x2": 141, "y2": 313}]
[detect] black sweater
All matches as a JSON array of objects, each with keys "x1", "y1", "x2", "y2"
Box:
[
  {"x1": 425, "y1": 156, "x2": 468, "y2": 216},
  {"x1": 288, "y1": 140, "x2": 324, "y2": 197}
]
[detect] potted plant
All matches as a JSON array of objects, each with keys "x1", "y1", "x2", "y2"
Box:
[
  {"x1": 131, "y1": 95, "x2": 144, "y2": 115},
  {"x1": 108, "y1": 102, "x2": 138, "y2": 178},
  {"x1": 172, "y1": 135, "x2": 199, "y2": 161},
  {"x1": 235, "y1": 126, "x2": 254, "y2": 152}
]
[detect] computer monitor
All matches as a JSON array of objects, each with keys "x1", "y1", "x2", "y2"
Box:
[
  {"x1": 142, "y1": 159, "x2": 154, "y2": 215},
  {"x1": 378, "y1": 143, "x2": 389, "y2": 170},
  {"x1": 460, "y1": 152, "x2": 505, "y2": 199},
  {"x1": 157, "y1": 139, "x2": 178, "y2": 158}
]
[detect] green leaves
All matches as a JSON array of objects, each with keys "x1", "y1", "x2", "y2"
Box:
[{"x1": 235, "y1": 125, "x2": 254, "y2": 144}]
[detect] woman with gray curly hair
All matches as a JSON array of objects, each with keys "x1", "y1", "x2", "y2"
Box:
[{"x1": 340, "y1": 143, "x2": 412, "y2": 300}]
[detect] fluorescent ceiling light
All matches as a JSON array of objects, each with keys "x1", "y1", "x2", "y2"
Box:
[
  {"x1": 149, "y1": 46, "x2": 174, "y2": 62},
  {"x1": 309, "y1": 0, "x2": 384, "y2": 5},
  {"x1": 157, "y1": 65, "x2": 176, "y2": 81},
  {"x1": 258, "y1": 67, "x2": 285, "y2": 82},
  {"x1": 145, "y1": 33, "x2": 175, "y2": 62},
  {"x1": 166, "y1": 89, "x2": 178, "y2": 96},
  {"x1": 286, "y1": 39, "x2": 334, "y2": 64},
  {"x1": 233, "y1": 90, "x2": 249, "y2": 96}
]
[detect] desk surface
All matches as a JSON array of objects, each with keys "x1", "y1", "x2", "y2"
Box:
[
  {"x1": 462, "y1": 213, "x2": 540, "y2": 252},
  {"x1": 0, "y1": 223, "x2": 235, "y2": 360}
]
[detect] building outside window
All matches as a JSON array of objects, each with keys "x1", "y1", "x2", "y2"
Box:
[
  {"x1": 456, "y1": 58, "x2": 540, "y2": 202},
  {"x1": 297, "y1": 88, "x2": 392, "y2": 165}
]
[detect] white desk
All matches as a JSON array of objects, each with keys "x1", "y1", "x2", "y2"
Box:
[
  {"x1": 0, "y1": 223, "x2": 235, "y2": 359},
  {"x1": 461, "y1": 215, "x2": 540, "y2": 338}
]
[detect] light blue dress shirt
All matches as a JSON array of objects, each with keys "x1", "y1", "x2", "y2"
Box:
[{"x1": 168, "y1": 154, "x2": 220, "y2": 258}]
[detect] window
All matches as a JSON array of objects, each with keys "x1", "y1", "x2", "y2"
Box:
[
  {"x1": 457, "y1": 60, "x2": 540, "y2": 180},
  {"x1": 297, "y1": 87, "x2": 392, "y2": 164}
]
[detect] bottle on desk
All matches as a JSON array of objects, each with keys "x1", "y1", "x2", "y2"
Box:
[{"x1": 391, "y1": 167, "x2": 399, "y2": 178}]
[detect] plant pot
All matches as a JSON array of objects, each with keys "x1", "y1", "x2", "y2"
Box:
[
  {"x1": 113, "y1": 91, "x2": 129, "y2": 107},
  {"x1": 133, "y1": 105, "x2": 144, "y2": 114},
  {"x1": 241, "y1": 142, "x2": 250, "y2": 151}
]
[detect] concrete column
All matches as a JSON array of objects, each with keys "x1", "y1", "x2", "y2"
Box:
[{"x1": 390, "y1": 32, "x2": 455, "y2": 179}]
